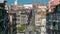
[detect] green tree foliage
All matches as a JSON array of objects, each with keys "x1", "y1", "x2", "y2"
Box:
[{"x1": 17, "y1": 26, "x2": 25, "y2": 31}]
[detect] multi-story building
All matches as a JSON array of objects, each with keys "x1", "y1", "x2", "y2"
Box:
[
  {"x1": 16, "y1": 11, "x2": 28, "y2": 27},
  {"x1": 8, "y1": 3, "x2": 33, "y2": 34},
  {"x1": 46, "y1": 2, "x2": 60, "y2": 34},
  {"x1": 46, "y1": 0, "x2": 60, "y2": 34},
  {"x1": 8, "y1": 2, "x2": 51, "y2": 34},
  {"x1": 8, "y1": 4, "x2": 19, "y2": 34},
  {"x1": 0, "y1": 0, "x2": 9, "y2": 34},
  {"x1": 34, "y1": 4, "x2": 47, "y2": 34}
]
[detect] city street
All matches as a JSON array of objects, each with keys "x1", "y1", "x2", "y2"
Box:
[{"x1": 0, "y1": 0, "x2": 60, "y2": 34}]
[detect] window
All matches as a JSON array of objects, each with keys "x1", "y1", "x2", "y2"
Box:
[{"x1": 57, "y1": 6, "x2": 60, "y2": 11}]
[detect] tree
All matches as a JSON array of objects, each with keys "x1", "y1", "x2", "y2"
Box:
[{"x1": 17, "y1": 26, "x2": 25, "y2": 31}]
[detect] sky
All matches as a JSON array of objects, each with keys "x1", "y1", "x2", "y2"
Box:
[{"x1": 6, "y1": 0, "x2": 49, "y2": 4}]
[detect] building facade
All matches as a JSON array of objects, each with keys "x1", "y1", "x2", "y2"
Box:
[
  {"x1": 46, "y1": 4, "x2": 60, "y2": 34},
  {"x1": 0, "y1": 1, "x2": 9, "y2": 34}
]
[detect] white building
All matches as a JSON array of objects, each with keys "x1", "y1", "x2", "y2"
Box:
[
  {"x1": 16, "y1": 12, "x2": 28, "y2": 27},
  {"x1": 24, "y1": 4, "x2": 33, "y2": 9},
  {"x1": 35, "y1": 4, "x2": 47, "y2": 34},
  {"x1": 35, "y1": 13, "x2": 46, "y2": 34},
  {"x1": 35, "y1": 14, "x2": 41, "y2": 26}
]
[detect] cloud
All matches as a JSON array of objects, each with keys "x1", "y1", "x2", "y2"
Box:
[{"x1": 0, "y1": 0, "x2": 4, "y2": 3}]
